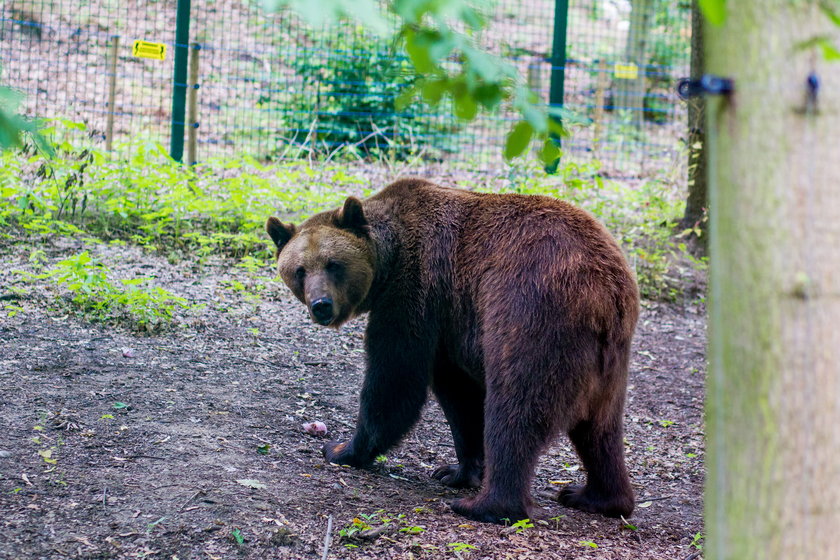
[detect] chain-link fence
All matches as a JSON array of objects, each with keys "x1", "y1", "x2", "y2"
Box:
[{"x1": 1, "y1": 0, "x2": 691, "y2": 177}]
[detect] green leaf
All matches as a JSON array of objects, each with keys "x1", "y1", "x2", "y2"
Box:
[
  {"x1": 404, "y1": 29, "x2": 435, "y2": 74},
  {"x1": 474, "y1": 83, "x2": 505, "y2": 110},
  {"x1": 421, "y1": 79, "x2": 448, "y2": 105},
  {"x1": 539, "y1": 138, "x2": 561, "y2": 166},
  {"x1": 521, "y1": 104, "x2": 547, "y2": 134},
  {"x1": 263, "y1": 0, "x2": 388, "y2": 34},
  {"x1": 821, "y1": 41, "x2": 840, "y2": 60},
  {"x1": 504, "y1": 121, "x2": 534, "y2": 161},
  {"x1": 394, "y1": 86, "x2": 416, "y2": 111},
  {"x1": 795, "y1": 36, "x2": 840, "y2": 61},
  {"x1": 698, "y1": 0, "x2": 726, "y2": 25},
  {"x1": 820, "y1": 1, "x2": 840, "y2": 27},
  {"x1": 454, "y1": 94, "x2": 478, "y2": 121}
]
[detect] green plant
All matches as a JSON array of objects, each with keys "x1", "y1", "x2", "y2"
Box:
[
  {"x1": 338, "y1": 516, "x2": 373, "y2": 540},
  {"x1": 579, "y1": 540, "x2": 598, "y2": 548},
  {"x1": 279, "y1": 27, "x2": 457, "y2": 161},
  {"x1": 0, "y1": 120, "x2": 376, "y2": 263},
  {"x1": 510, "y1": 518, "x2": 534, "y2": 534},
  {"x1": 27, "y1": 251, "x2": 193, "y2": 331},
  {"x1": 448, "y1": 542, "x2": 476, "y2": 552},
  {"x1": 689, "y1": 532, "x2": 704, "y2": 550}
]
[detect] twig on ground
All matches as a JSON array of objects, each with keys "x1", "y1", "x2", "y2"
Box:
[
  {"x1": 637, "y1": 495, "x2": 672, "y2": 502},
  {"x1": 321, "y1": 515, "x2": 333, "y2": 560},
  {"x1": 179, "y1": 489, "x2": 206, "y2": 511}
]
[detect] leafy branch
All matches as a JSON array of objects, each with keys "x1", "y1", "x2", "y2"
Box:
[{"x1": 262, "y1": 0, "x2": 567, "y2": 164}]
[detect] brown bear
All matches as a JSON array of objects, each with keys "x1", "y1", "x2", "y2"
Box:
[{"x1": 266, "y1": 178, "x2": 639, "y2": 524}]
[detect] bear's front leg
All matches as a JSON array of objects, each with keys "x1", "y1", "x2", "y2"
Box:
[{"x1": 321, "y1": 314, "x2": 435, "y2": 468}]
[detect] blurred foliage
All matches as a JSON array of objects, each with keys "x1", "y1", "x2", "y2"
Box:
[
  {"x1": 263, "y1": 0, "x2": 567, "y2": 165},
  {"x1": 0, "y1": 85, "x2": 51, "y2": 154}
]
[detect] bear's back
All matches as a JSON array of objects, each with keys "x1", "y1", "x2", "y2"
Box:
[{"x1": 369, "y1": 179, "x2": 638, "y2": 338}]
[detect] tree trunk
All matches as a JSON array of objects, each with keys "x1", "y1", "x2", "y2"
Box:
[
  {"x1": 706, "y1": 2, "x2": 840, "y2": 559},
  {"x1": 678, "y1": 0, "x2": 706, "y2": 247},
  {"x1": 615, "y1": 0, "x2": 654, "y2": 128}
]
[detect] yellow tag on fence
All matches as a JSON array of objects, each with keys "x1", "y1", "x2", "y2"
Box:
[
  {"x1": 614, "y1": 62, "x2": 639, "y2": 80},
  {"x1": 132, "y1": 40, "x2": 167, "y2": 60}
]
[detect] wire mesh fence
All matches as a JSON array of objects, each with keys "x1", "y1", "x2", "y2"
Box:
[{"x1": 0, "y1": 0, "x2": 691, "y2": 177}]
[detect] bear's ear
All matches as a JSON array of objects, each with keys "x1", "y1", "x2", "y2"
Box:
[
  {"x1": 265, "y1": 216, "x2": 296, "y2": 252},
  {"x1": 335, "y1": 196, "x2": 369, "y2": 236}
]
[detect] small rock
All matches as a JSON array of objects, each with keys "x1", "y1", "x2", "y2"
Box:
[
  {"x1": 0, "y1": 450, "x2": 12, "y2": 459},
  {"x1": 121, "y1": 347, "x2": 135, "y2": 358}
]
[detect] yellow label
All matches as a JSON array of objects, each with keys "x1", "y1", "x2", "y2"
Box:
[
  {"x1": 614, "y1": 62, "x2": 639, "y2": 80},
  {"x1": 132, "y1": 40, "x2": 167, "y2": 60}
]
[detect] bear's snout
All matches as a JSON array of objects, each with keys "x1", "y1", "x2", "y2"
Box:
[{"x1": 310, "y1": 297, "x2": 335, "y2": 326}]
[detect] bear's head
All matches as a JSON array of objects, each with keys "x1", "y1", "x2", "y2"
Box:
[{"x1": 266, "y1": 197, "x2": 374, "y2": 328}]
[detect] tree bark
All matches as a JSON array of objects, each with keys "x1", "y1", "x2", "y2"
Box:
[
  {"x1": 706, "y1": 2, "x2": 840, "y2": 559},
  {"x1": 679, "y1": 0, "x2": 706, "y2": 247}
]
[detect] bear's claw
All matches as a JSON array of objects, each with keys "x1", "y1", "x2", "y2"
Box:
[
  {"x1": 450, "y1": 496, "x2": 530, "y2": 525},
  {"x1": 431, "y1": 464, "x2": 482, "y2": 489},
  {"x1": 322, "y1": 440, "x2": 371, "y2": 468},
  {"x1": 558, "y1": 484, "x2": 634, "y2": 518}
]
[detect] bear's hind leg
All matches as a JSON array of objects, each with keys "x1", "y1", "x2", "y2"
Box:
[
  {"x1": 430, "y1": 356, "x2": 485, "y2": 489},
  {"x1": 450, "y1": 381, "x2": 561, "y2": 524},
  {"x1": 559, "y1": 414, "x2": 635, "y2": 518}
]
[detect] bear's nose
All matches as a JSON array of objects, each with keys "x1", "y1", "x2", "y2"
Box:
[{"x1": 310, "y1": 298, "x2": 334, "y2": 325}]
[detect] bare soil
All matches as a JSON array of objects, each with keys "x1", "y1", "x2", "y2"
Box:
[{"x1": 0, "y1": 235, "x2": 705, "y2": 560}]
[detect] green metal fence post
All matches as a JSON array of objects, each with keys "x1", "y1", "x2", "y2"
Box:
[
  {"x1": 169, "y1": 0, "x2": 191, "y2": 162},
  {"x1": 546, "y1": 0, "x2": 569, "y2": 173}
]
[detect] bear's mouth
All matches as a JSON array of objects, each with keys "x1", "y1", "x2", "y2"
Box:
[{"x1": 313, "y1": 315, "x2": 334, "y2": 327}]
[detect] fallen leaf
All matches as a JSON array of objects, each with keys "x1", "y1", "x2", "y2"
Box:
[
  {"x1": 236, "y1": 479, "x2": 266, "y2": 489},
  {"x1": 38, "y1": 449, "x2": 57, "y2": 464}
]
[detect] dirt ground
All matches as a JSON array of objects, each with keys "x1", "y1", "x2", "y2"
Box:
[{"x1": 0, "y1": 235, "x2": 706, "y2": 560}]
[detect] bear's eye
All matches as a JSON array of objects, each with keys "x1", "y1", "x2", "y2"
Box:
[
  {"x1": 294, "y1": 266, "x2": 306, "y2": 281},
  {"x1": 325, "y1": 260, "x2": 343, "y2": 274}
]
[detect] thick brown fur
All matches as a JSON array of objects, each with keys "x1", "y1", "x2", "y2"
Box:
[{"x1": 266, "y1": 179, "x2": 639, "y2": 524}]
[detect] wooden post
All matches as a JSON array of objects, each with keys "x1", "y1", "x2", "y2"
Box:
[
  {"x1": 105, "y1": 35, "x2": 119, "y2": 151},
  {"x1": 592, "y1": 58, "x2": 609, "y2": 158},
  {"x1": 527, "y1": 56, "x2": 542, "y2": 101},
  {"x1": 706, "y1": 1, "x2": 840, "y2": 558},
  {"x1": 186, "y1": 42, "x2": 199, "y2": 165},
  {"x1": 615, "y1": 0, "x2": 653, "y2": 128}
]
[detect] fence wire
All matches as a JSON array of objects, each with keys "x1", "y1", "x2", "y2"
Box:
[{"x1": 1, "y1": 0, "x2": 691, "y2": 177}]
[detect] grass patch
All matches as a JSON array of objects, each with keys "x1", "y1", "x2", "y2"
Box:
[{"x1": 1, "y1": 120, "x2": 703, "y2": 304}]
